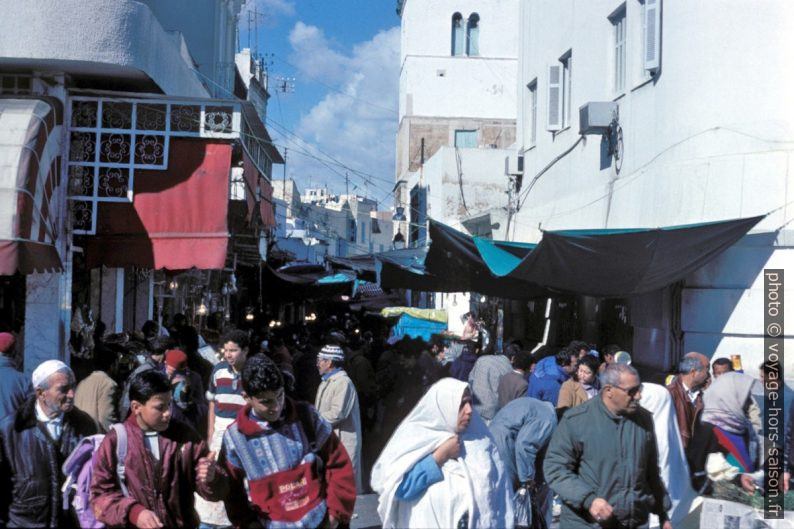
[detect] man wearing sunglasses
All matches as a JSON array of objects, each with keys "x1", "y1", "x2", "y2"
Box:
[{"x1": 544, "y1": 363, "x2": 672, "y2": 529}]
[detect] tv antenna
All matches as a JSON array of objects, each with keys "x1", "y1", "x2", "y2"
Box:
[
  {"x1": 246, "y1": 5, "x2": 268, "y2": 56},
  {"x1": 274, "y1": 76, "x2": 296, "y2": 94}
]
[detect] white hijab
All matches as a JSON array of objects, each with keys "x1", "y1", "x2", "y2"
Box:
[
  {"x1": 640, "y1": 383, "x2": 699, "y2": 527},
  {"x1": 371, "y1": 378, "x2": 514, "y2": 529}
]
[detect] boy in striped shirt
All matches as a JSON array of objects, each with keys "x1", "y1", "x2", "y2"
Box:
[{"x1": 197, "y1": 329, "x2": 250, "y2": 527}]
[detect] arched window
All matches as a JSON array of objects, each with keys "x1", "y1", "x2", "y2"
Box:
[
  {"x1": 466, "y1": 13, "x2": 480, "y2": 56},
  {"x1": 451, "y1": 13, "x2": 464, "y2": 56}
]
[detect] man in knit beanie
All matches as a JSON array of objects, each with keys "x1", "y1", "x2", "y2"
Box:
[{"x1": 315, "y1": 342, "x2": 363, "y2": 491}]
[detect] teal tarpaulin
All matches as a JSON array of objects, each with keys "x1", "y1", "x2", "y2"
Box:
[
  {"x1": 316, "y1": 273, "x2": 354, "y2": 284},
  {"x1": 388, "y1": 313, "x2": 447, "y2": 343}
]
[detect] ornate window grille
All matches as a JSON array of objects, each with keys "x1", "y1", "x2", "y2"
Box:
[
  {"x1": 67, "y1": 96, "x2": 241, "y2": 234},
  {"x1": 0, "y1": 74, "x2": 32, "y2": 95}
]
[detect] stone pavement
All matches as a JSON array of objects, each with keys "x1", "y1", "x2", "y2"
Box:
[
  {"x1": 351, "y1": 494, "x2": 380, "y2": 529},
  {"x1": 351, "y1": 493, "x2": 560, "y2": 529}
]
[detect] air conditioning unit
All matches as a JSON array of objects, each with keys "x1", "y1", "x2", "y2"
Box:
[
  {"x1": 505, "y1": 153, "x2": 524, "y2": 175},
  {"x1": 579, "y1": 102, "x2": 618, "y2": 135}
]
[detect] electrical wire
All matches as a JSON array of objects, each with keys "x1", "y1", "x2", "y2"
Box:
[
  {"x1": 516, "y1": 135, "x2": 584, "y2": 211},
  {"x1": 186, "y1": 64, "x2": 399, "y2": 198},
  {"x1": 265, "y1": 117, "x2": 396, "y2": 187}
]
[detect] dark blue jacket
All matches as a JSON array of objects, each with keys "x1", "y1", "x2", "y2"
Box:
[
  {"x1": 526, "y1": 356, "x2": 569, "y2": 406},
  {"x1": 0, "y1": 396, "x2": 98, "y2": 527},
  {"x1": 0, "y1": 356, "x2": 31, "y2": 421},
  {"x1": 450, "y1": 346, "x2": 477, "y2": 382}
]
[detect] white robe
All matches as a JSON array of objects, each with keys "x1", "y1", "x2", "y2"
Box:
[
  {"x1": 371, "y1": 378, "x2": 514, "y2": 529},
  {"x1": 640, "y1": 383, "x2": 700, "y2": 527}
]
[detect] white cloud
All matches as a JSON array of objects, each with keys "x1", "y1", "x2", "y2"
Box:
[
  {"x1": 284, "y1": 24, "x2": 400, "y2": 200},
  {"x1": 287, "y1": 22, "x2": 349, "y2": 84}
]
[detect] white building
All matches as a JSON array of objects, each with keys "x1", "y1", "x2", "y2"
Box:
[
  {"x1": 274, "y1": 180, "x2": 394, "y2": 262},
  {"x1": 511, "y1": 0, "x2": 794, "y2": 380},
  {"x1": 0, "y1": 0, "x2": 281, "y2": 371},
  {"x1": 301, "y1": 187, "x2": 334, "y2": 205},
  {"x1": 395, "y1": 0, "x2": 519, "y2": 244},
  {"x1": 395, "y1": 0, "x2": 518, "y2": 317}
]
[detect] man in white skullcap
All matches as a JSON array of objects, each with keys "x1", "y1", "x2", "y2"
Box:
[
  {"x1": 0, "y1": 360, "x2": 97, "y2": 527},
  {"x1": 315, "y1": 342, "x2": 363, "y2": 491}
]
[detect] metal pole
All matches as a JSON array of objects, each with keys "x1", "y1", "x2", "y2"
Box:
[{"x1": 282, "y1": 147, "x2": 287, "y2": 196}]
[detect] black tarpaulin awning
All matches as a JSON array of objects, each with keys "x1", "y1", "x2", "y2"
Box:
[
  {"x1": 508, "y1": 216, "x2": 765, "y2": 296},
  {"x1": 261, "y1": 265, "x2": 354, "y2": 300},
  {"x1": 425, "y1": 215, "x2": 765, "y2": 298}
]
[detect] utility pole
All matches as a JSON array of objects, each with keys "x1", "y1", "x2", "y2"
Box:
[
  {"x1": 345, "y1": 172, "x2": 349, "y2": 197},
  {"x1": 282, "y1": 147, "x2": 287, "y2": 198}
]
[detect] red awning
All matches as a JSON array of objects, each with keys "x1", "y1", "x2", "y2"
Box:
[
  {"x1": 242, "y1": 151, "x2": 276, "y2": 228},
  {"x1": 0, "y1": 97, "x2": 64, "y2": 275},
  {"x1": 84, "y1": 138, "x2": 232, "y2": 270}
]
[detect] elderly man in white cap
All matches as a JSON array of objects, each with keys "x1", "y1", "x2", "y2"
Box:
[
  {"x1": 0, "y1": 360, "x2": 97, "y2": 528},
  {"x1": 315, "y1": 342, "x2": 363, "y2": 491}
]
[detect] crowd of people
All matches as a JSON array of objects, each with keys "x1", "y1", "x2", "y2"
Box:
[{"x1": 0, "y1": 308, "x2": 791, "y2": 528}]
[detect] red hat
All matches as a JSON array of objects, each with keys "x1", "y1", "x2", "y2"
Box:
[
  {"x1": 165, "y1": 348, "x2": 188, "y2": 370},
  {"x1": 0, "y1": 332, "x2": 15, "y2": 354}
]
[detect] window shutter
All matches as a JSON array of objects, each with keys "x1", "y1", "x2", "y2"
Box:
[
  {"x1": 546, "y1": 64, "x2": 562, "y2": 131},
  {"x1": 644, "y1": 0, "x2": 661, "y2": 72}
]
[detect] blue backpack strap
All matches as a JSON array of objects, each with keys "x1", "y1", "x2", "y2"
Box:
[{"x1": 110, "y1": 423, "x2": 129, "y2": 497}]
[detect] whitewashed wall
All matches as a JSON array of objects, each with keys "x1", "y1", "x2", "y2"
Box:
[
  {"x1": 399, "y1": 0, "x2": 518, "y2": 121},
  {"x1": 0, "y1": 0, "x2": 211, "y2": 97},
  {"x1": 514, "y1": 0, "x2": 794, "y2": 385}
]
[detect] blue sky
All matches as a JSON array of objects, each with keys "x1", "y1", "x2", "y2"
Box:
[{"x1": 238, "y1": 0, "x2": 401, "y2": 205}]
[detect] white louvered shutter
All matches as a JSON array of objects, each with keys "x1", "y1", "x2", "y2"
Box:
[
  {"x1": 644, "y1": 0, "x2": 661, "y2": 72},
  {"x1": 546, "y1": 64, "x2": 562, "y2": 131}
]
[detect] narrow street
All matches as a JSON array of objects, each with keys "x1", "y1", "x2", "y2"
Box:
[{"x1": 0, "y1": 1, "x2": 791, "y2": 528}]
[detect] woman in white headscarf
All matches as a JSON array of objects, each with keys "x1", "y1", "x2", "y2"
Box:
[
  {"x1": 640, "y1": 383, "x2": 699, "y2": 527},
  {"x1": 371, "y1": 378, "x2": 514, "y2": 529}
]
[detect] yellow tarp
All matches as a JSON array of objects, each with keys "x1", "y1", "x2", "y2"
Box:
[{"x1": 380, "y1": 307, "x2": 448, "y2": 323}]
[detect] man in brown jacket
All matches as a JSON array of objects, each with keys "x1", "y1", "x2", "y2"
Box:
[
  {"x1": 666, "y1": 352, "x2": 710, "y2": 449},
  {"x1": 74, "y1": 347, "x2": 118, "y2": 432}
]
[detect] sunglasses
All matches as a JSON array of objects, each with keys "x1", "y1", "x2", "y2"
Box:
[{"x1": 611, "y1": 383, "x2": 643, "y2": 397}]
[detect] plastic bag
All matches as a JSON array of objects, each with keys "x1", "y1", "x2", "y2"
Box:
[
  {"x1": 514, "y1": 483, "x2": 549, "y2": 529},
  {"x1": 514, "y1": 485, "x2": 532, "y2": 529}
]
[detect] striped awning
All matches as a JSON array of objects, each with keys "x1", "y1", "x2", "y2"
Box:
[{"x1": 0, "y1": 97, "x2": 63, "y2": 275}]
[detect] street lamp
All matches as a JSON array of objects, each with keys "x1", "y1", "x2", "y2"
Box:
[{"x1": 392, "y1": 229, "x2": 406, "y2": 250}]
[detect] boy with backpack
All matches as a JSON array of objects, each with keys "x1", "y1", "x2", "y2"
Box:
[
  {"x1": 219, "y1": 354, "x2": 356, "y2": 528},
  {"x1": 90, "y1": 370, "x2": 226, "y2": 528}
]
